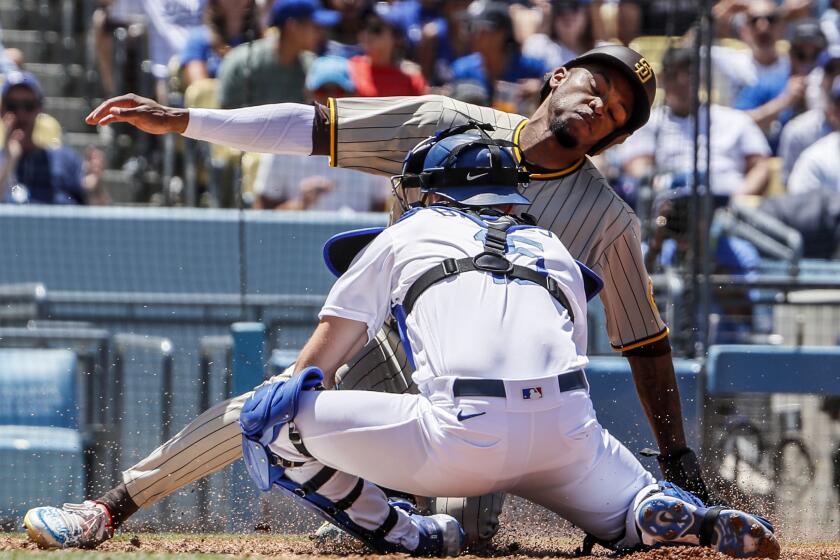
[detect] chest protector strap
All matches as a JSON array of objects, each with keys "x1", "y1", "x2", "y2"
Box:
[{"x1": 401, "y1": 216, "x2": 575, "y2": 322}]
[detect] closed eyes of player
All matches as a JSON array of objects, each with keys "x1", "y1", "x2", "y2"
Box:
[{"x1": 591, "y1": 73, "x2": 628, "y2": 128}]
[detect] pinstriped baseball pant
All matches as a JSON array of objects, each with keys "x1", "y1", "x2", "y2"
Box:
[{"x1": 122, "y1": 322, "x2": 503, "y2": 544}]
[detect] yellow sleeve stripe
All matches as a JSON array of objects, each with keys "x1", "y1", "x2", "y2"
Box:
[
  {"x1": 530, "y1": 158, "x2": 585, "y2": 180},
  {"x1": 512, "y1": 119, "x2": 527, "y2": 164},
  {"x1": 511, "y1": 119, "x2": 586, "y2": 179},
  {"x1": 611, "y1": 327, "x2": 670, "y2": 352},
  {"x1": 328, "y1": 97, "x2": 337, "y2": 168}
]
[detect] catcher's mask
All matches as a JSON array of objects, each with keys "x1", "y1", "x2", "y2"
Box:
[{"x1": 391, "y1": 122, "x2": 531, "y2": 211}]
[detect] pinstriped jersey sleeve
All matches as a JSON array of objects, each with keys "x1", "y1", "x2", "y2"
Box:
[
  {"x1": 591, "y1": 213, "x2": 667, "y2": 351},
  {"x1": 332, "y1": 95, "x2": 526, "y2": 176}
]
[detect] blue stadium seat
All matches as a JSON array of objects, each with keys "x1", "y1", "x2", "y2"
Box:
[
  {"x1": 706, "y1": 345, "x2": 840, "y2": 395},
  {"x1": 586, "y1": 356, "x2": 702, "y2": 472},
  {"x1": 0, "y1": 349, "x2": 84, "y2": 526}
]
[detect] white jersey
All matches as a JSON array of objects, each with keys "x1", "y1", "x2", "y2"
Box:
[{"x1": 319, "y1": 207, "x2": 589, "y2": 390}]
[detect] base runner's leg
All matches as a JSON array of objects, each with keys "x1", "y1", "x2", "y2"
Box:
[
  {"x1": 335, "y1": 321, "x2": 417, "y2": 394},
  {"x1": 431, "y1": 494, "x2": 505, "y2": 548},
  {"x1": 23, "y1": 368, "x2": 294, "y2": 549}
]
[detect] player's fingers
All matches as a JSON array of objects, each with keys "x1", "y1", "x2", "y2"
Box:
[
  {"x1": 85, "y1": 94, "x2": 152, "y2": 125},
  {"x1": 96, "y1": 113, "x2": 119, "y2": 127}
]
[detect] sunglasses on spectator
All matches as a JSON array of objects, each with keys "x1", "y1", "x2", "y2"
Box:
[
  {"x1": 3, "y1": 100, "x2": 38, "y2": 113},
  {"x1": 748, "y1": 13, "x2": 779, "y2": 26}
]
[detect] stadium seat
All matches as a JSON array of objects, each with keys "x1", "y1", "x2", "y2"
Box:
[
  {"x1": 765, "y1": 156, "x2": 784, "y2": 197},
  {"x1": 0, "y1": 348, "x2": 84, "y2": 526}
]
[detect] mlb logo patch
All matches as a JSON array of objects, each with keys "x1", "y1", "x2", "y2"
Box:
[{"x1": 522, "y1": 387, "x2": 543, "y2": 400}]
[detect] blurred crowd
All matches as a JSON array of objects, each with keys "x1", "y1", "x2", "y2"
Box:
[{"x1": 3, "y1": 0, "x2": 840, "y2": 256}]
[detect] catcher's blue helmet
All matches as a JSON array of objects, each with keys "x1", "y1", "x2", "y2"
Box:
[{"x1": 399, "y1": 123, "x2": 530, "y2": 207}]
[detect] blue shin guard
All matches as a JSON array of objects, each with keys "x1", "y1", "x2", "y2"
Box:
[
  {"x1": 240, "y1": 367, "x2": 463, "y2": 556},
  {"x1": 240, "y1": 367, "x2": 325, "y2": 491}
]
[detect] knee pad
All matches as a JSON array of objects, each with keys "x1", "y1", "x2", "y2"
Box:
[{"x1": 240, "y1": 367, "x2": 324, "y2": 491}]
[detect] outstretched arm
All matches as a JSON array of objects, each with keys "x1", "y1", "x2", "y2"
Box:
[{"x1": 85, "y1": 94, "x2": 315, "y2": 155}]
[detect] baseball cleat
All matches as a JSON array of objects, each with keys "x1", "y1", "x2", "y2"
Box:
[
  {"x1": 636, "y1": 485, "x2": 780, "y2": 559},
  {"x1": 312, "y1": 522, "x2": 366, "y2": 553},
  {"x1": 23, "y1": 501, "x2": 113, "y2": 549}
]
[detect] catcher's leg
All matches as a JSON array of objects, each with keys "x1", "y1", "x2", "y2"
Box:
[
  {"x1": 242, "y1": 369, "x2": 464, "y2": 556},
  {"x1": 632, "y1": 482, "x2": 780, "y2": 559},
  {"x1": 337, "y1": 324, "x2": 503, "y2": 547}
]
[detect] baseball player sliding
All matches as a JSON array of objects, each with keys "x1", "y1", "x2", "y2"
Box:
[
  {"x1": 31, "y1": 128, "x2": 780, "y2": 558},
  {"x1": 26, "y1": 45, "x2": 710, "y2": 549}
]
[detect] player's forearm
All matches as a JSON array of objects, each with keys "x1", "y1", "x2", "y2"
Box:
[
  {"x1": 627, "y1": 350, "x2": 688, "y2": 455},
  {"x1": 294, "y1": 316, "x2": 368, "y2": 388},
  {"x1": 183, "y1": 104, "x2": 315, "y2": 155}
]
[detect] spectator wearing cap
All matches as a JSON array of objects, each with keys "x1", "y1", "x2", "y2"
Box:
[
  {"x1": 252, "y1": 56, "x2": 389, "y2": 211},
  {"x1": 217, "y1": 0, "x2": 339, "y2": 108},
  {"x1": 733, "y1": 18, "x2": 826, "y2": 152},
  {"x1": 779, "y1": 45, "x2": 840, "y2": 183},
  {"x1": 180, "y1": 0, "x2": 262, "y2": 88},
  {"x1": 522, "y1": 0, "x2": 600, "y2": 71},
  {"x1": 306, "y1": 55, "x2": 355, "y2": 103},
  {"x1": 787, "y1": 76, "x2": 840, "y2": 194},
  {"x1": 0, "y1": 73, "x2": 87, "y2": 205},
  {"x1": 620, "y1": 48, "x2": 771, "y2": 199},
  {"x1": 347, "y1": 3, "x2": 427, "y2": 97},
  {"x1": 450, "y1": 1, "x2": 547, "y2": 111}
]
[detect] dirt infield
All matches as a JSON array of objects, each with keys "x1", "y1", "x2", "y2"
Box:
[{"x1": 1, "y1": 532, "x2": 838, "y2": 560}]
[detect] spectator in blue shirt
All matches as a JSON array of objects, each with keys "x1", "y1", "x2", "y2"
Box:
[
  {"x1": 180, "y1": 0, "x2": 262, "y2": 88},
  {"x1": 734, "y1": 18, "x2": 826, "y2": 152},
  {"x1": 0, "y1": 73, "x2": 86, "y2": 205},
  {"x1": 451, "y1": 1, "x2": 547, "y2": 112}
]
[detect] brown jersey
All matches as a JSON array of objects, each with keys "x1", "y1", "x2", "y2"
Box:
[{"x1": 326, "y1": 95, "x2": 666, "y2": 351}]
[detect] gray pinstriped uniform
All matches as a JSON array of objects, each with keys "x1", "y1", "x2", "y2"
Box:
[{"x1": 121, "y1": 95, "x2": 666, "y2": 544}]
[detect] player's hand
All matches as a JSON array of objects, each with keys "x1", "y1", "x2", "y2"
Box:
[
  {"x1": 656, "y1": 447, "x2": 711, "y2": 503},
  {"x1": 85, "y1": 93, "x2": 189, "y2": 135}
]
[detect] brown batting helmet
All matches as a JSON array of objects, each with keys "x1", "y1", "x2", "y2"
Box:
[{"x1": 540, "y1": 44, "x2": 657, "y2": 155}]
